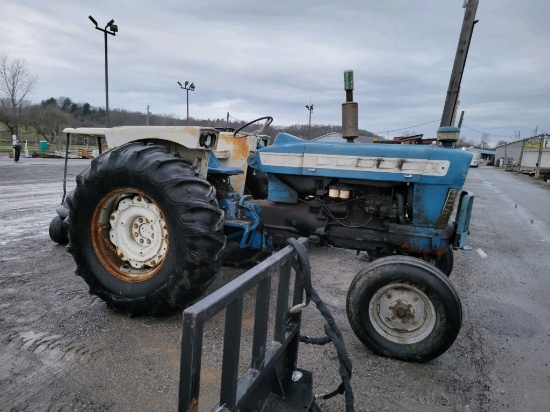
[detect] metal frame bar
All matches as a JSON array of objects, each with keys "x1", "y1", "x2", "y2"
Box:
[
  {"x1": 178, "y1": 238, "x2": 308, "y2": 412},
  {"x1": 61, "y1": 133, "x2": 70, "y2": 205}
]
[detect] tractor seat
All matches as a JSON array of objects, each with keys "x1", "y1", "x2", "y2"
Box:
[{"x1": 207, "y1": 154, "x2": 243, "y2": 175}]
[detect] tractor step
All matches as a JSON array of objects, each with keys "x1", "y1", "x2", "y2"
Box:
[{"x1": 224, "y1": 217, "x2": 255, "y2": 227}]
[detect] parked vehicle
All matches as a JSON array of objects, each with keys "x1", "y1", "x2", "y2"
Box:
[{"x1": 461, "y1": 147, "x2": 480, "y2": 167}]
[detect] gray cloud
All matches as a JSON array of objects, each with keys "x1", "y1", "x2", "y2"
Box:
[{"x1": 1, "y1": 0, "x2": 549, "y2": 144}]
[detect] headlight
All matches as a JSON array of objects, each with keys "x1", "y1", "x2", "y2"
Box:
[{"x1": 200, "y1": 132, "x2": 216, "y2": 148}]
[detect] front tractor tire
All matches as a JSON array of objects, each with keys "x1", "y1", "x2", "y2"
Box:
[
  {"x1": 66, "y1": 142, "x2": 226, "y2": 316},
  {"x1": 346, "y1": 255, "x2": 462, "y2": 362}
]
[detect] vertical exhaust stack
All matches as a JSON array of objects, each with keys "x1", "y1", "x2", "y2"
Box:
[
  {"x1": 342, "y1": 70, "x2": 359, "y2": 143},
  {"x1": 437, "y1": 126, "x2": 460, "y2": 149}
]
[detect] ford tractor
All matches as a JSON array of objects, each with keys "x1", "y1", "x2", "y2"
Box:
[{"x1": 50, "y1": 69, "x2": 474, "y2": 362}]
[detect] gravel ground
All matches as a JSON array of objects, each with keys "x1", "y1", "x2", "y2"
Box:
[{"x1": 1, "y1": 156, "x2": 549, "y2": 412}]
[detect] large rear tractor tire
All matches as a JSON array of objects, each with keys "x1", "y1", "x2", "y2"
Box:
[
  {"x1": 66, "y1": 142, "x2": 226, "y2": 316},
  {"x1": 221, "y1": 241, "x2": 270, "y2": 267},
  {"x1": 346, "y1": 255, "x2": 462, "y2": 362}
]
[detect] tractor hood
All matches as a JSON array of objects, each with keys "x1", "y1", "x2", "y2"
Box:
[{"x1": 248, "y1": 133, "x2": 472, "y2": 188}]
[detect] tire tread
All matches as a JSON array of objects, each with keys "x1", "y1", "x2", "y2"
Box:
[{"x1": 66, "y1": 142, "x2": 225, "y2": 316}]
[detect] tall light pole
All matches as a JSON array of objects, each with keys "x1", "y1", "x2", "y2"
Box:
[
  {"x1": 89, "y1": 15, "x2": 118, "y2": 127},
  {"x1": 177, "y1": 81, "x2": 195, "y2": 125},
  {"x1": 305, "y1": 104, "x2": 313, "y2": 139}
]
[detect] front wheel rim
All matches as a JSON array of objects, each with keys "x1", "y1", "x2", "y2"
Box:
[
  {"x1": 91, "y1": 188, "x2": 169, "y2": 283},
  {"x1": 369, "y1": 283, "x2": 436, "y2": 344}
]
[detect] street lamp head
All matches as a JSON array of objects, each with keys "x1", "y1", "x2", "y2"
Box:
[
  {"x1": 105, "y1": 19, "x2": 118, "y2": 33},
  {"x1": 184, "y1": 81, "x2": 189, "y2": 87},
  {"x1": 190, "y1": 83, "x2": 195, "y2": 91},
  {"x1": 177, "y1": 81, "x2": 183, "y2": 87},
  {"x1": 88, "y1": 15, "x2": 98, "y2": 27}
]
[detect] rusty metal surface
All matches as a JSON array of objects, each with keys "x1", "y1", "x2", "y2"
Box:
[
  {"x1": 214, "y1": 132, "x2": 257, "y2": 195},
  {"x1": 91, "y1": 187, "x2": 166, "y2": 283}
]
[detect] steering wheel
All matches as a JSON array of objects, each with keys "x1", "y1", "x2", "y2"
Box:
[{"x1": 233, "y1": 116, "x2": 273, "y2": 139}]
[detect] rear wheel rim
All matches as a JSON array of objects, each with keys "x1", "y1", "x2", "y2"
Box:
[{"x1": 91, "y1": 188, "x2": 169, "y2": 283}]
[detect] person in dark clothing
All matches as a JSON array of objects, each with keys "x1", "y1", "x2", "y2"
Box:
[
  {"x1": 12, "y1": 137, "x2": 22, "y2": 162},
  {"x1": 13, "y1": 144, "x2": 22, "y2": 162}
]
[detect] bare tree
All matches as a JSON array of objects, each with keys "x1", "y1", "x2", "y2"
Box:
[
  {"x1": 0, "y1": 52, "x2": 37, "y2": 136},
  {"x1": 480, "y1": 133, "x2": 490, "y2": 149},
  {"x1": 28, "y1": 104, "x2": 71, "y2": 144},
  {"x1": 455, "y1": 135, "x2": 476, "y2": 148}
]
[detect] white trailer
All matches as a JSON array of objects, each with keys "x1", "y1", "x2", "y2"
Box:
[{"x1": 517, "y1": 138, "x2": 550, "y2": 176}]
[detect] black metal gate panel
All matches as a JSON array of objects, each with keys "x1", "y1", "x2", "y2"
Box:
[{"x1": 178, "y1": 238, "x2": 312, "y2": 412}]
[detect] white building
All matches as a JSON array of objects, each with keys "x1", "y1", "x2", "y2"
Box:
[{"x1": 495, "y1": 135, "x2": 550, "y2": 175}]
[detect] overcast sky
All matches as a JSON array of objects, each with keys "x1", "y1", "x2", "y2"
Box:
[{"x1": 1, "y1": 0, "x2": 549, "y2": 144}]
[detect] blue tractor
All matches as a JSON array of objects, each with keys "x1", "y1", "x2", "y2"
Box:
[{"x1": 53, "y1": 70, "x2": 474, "y2": 362}]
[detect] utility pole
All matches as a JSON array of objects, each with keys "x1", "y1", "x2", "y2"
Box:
[
  {"x1": 517, "y1": 131, "x2": 525, "y2": 173},
  {"x1": 146, "y1": 105, "x2": 150, "y2": 126},
  {"x1": 440, "y1": 0, "x2": 479, "y2": 127},
  {"x1": 535, "y1": 127, "x2": 544, "y2": 179},
  {"x1": 227, "y1": 112, "x2": 230, "y2": 126},
  {"x1": 457, "y1": 110, "x2": 465, "y2": 128}
]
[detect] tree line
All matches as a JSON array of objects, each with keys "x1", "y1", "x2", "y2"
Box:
[
  {"x1": 0, "y1": 51, "x2": 378, "y2": 146},
  {"x1": 2, "y1": 51, "x2": 493, "y2": 148},
  {"x1": 3, "y1": 97, "x2": 377, "y2": 147}
]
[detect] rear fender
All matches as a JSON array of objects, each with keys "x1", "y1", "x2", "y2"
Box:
[{"x1": 63, "y1": 126, "x2": 218, "y2": 177}]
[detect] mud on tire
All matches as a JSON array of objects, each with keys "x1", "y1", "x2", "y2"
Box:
[{"x1": 66, "y1": 142, "x2": 226, "y2": 316}]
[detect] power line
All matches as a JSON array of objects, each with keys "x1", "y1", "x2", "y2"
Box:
[
  {"x1": 374, "y1": 119, "x2": 441, "y2": 135},
  {"x1": 228, "y1": 115, "x2": 245, "y2": 123},
  {"x1": 460, "y1": 124, "x2": 513, "y2": 138}
]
